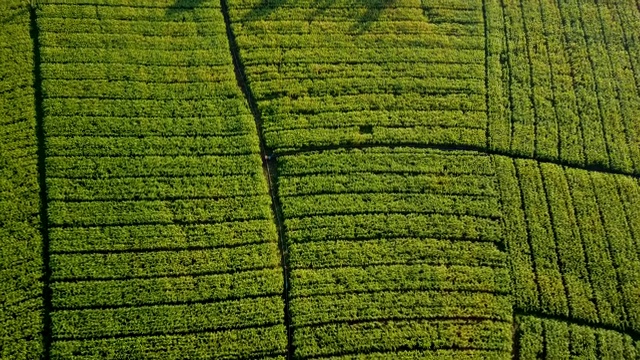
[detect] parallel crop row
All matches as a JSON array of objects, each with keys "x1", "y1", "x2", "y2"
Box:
[
  {"x1": 0, "y1": 1, "x2": 44, "y2": 358},
  {"x1": 515, "y1": 315, "x2": 638, "y2": 359},
  {"x1": 277, "y1": 148, "x2": 512, "y2": 359},
  {"x1": 487, "y1": 0, "x2": 640, "y2": 175},
  {"x1": 495, "y1": 156, "x2": 640, "y2": 333},
  {"x1": 227, "y1": 0, "x2": 489, "y2": 153},
  {"x1": 36, "y1": 1, "x2": 286, "y2": 358}
]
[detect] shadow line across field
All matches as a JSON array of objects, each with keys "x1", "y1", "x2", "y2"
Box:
[{"x1": 167, "y1": 0, "x2": 399, "y2": 32}]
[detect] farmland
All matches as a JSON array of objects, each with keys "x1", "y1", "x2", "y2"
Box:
[{"x1": 1, "y1": 0, "x2": 640, "y2": 359}]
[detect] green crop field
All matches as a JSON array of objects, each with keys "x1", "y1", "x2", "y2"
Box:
[{"x1": 2, "y1": 0, "x2": 640, "y2": 358}]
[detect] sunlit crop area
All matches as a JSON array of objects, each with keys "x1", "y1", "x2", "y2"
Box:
[{"x1": 2, "y1": 0, "x2": 640, "y2": 358}]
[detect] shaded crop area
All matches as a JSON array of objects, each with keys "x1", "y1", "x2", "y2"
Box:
[
  {"x1": 0, "y1": 1, "x2": 44, "y2": 359},
  {"x1": 2, "y1": 0, "x2": 640, "y2": 358}
]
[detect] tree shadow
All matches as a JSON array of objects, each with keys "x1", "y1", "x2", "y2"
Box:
[
  {"x1": 163, "y1": 0, "x2": 399, "y2": 33},
  {"x1": 239, "y1": 0, "x2": 288, "y2": 21},
  {"x1": 239, "y1": 0, "x2": 398, "y2": 33},
  {"x1": 165, "y1": 0, "x2": 208, "y2": 18},
  {"x1": 349, "y1": 0, "x2": 397, "y2": 33},
  {"x1": 0, "y1": 7, "x2": 30, "y2": 25}
]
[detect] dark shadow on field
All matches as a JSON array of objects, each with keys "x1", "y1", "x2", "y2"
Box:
[
  {"x1": 165, "y1": 0, "x2": 399, "y2": 32},
  {"x1": 238, "y1": 0, "x2": 398, "y2": 33},
  {"x1": 350, "y1": 0, "x2": 396, "y2": 32},
  {"x1": 165, "y1": 0, "x2": 208, "y2": 17},
  {"x1": 239, "y1": 0, "x2": 288, "y2": 21},
  {"x1": 0, "y1": 7, "x2": 30, "y2": 25}
]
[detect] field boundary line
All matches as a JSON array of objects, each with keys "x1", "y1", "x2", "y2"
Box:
[
  {"x1": 219, "y1": 0, "x2": 293, "y2": 358},
  {"x1": 272, "y1": 143, "x2": 639, "y2": 178},
  {"x1": 29, "y1": 4, "x2": 53, "y2": 360}
]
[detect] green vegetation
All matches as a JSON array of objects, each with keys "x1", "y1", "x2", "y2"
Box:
[
  {"x1": 515, "y1": 315, "x2": 638, "y2": 359},
  {"x1": 278, "y1": 149, "x2": 511, "y2": 358},
  {"x1": 496, "y1": 157, "x2": 640, "y2": 334},
  {"x1": 0, "y1": 1, "x2": 43, "y2": 359},
  {"x1": 2, "y1": 0, "x2": 640, "y2": 358},
  {"x1": 0, "y1": 0, "x2": 44, "y2": 359},
  {"x1": 17, "y1": 0, "x2": 287, "y2": 358},
  {"x1": 489, "y1": 0, "x2": 640, "y2": 174},
  {"x1": 229, "y1": 0, "x2": 487, "y2": 152}
]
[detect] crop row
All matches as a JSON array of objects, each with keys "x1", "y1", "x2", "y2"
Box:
[
  {"x1": 40, "y1": 32, "x2": 230, "y2": 51},
  {"x1": 315, "y1": 350, "x2": 509, "y2": 360},
  {"x1": 241, "y1": 48, "x2": 484, "y2": 67},
  {"x1": 45, "y1": 114, "x2": 243, "y2": 138},
  {"x1": 285, "y1": 213, "x2": 502, "y2": 244},
  {"x1": 289, "y1": 238, "x2": 507, "y2": 270},
  {"x1": 47, "y1": 174, "x2": 267, "y2": 201},
  {"x1": 246, "y1": 63, "x2": 485, "y2": 82},
  {"x1": 264, "y1": 126, "x2": 486, "y2": 153},
  {"x1": 47, "y1": 195, "x2": 273, "y2": 226},
  {"x1": 40, "y1": 47, "x2": 232, "y2": 66},
  {"x1": 0, "y1": 2, "x2": 44, "y2": 359},
  {"x1": 51, "y1": 296, "x2": 283, "y2": 339},
  {"x1": 43, "y1": 98, "x2": 247, "y2": 117},
  {"x1": 231, "y1": 0, "x2": 475, "y2": 9},
  {"x1": 251, "y1": 77, "x2": 484, "y2": 99},
  {"x1": 230, "y1": 0, "x2": 470, "y2": 9},
  {"x1": 256, "y1": 93, "x2": 481, "y2": 111},
  {"x1": 294, "y1": 319, "x2": 511, "y2": 358},
  {"x1": 276, "y1": 148, "x2": 495, "y2": 176},
  {"x1": 41, "y1": 63, "x2": 237, "y2": 83},
  {"x1": 40, "y1": 0, "x2": 218, "y2": 7},
  {"x1": 291, "y1": 291, "x2": 512, "y2": 327},
  {"x1": 49, "y1": 244, "x2": 281, "y2": 283},
  {"x1": 280, "y1": 193, "x2": 500, "y2": 219},
  {"x1": 235, "y1": 9, "x2": 483, "y2": 25},
  {"x1": 46, "y1": 154, "x2": 263, "y2": 179},
  {"x1": 42, "y1": 80, "x2": 242, "y2": 100},
  {"x1": 277, "y1": 172, "x2": 497, "y2": 197},
  {"x1": 495, "y1": 155, "x2": 640, "y2": 332},
  {"x1": 235, "y1": 20, "x2": 483, "y2": 36},
  {"x1": 38, "y1": 18, "x2": 227, "y2": 36},
  {"x1": 230, "y1": 7, "x2": 466, "y2": 23},
  {"x1": 515, "y1": 316, "x2": 638, "y2": 359},
  {"x1": 487, "y1": 0, "x2": 640, "y2": 175},
  {"x1": 52, "y1": 326, "x2": 287, "y2": 360},
  {"x1": 234, "y1": 33, "x2": 484, "y2": 50},
  {"x1": 45, "y1": 135, "x2": 259, "y2": 156},
  {"x1": 49, "y1": 219, "x2": 276, "y2": 252},
  {"x1": 51, "y1": 268, "x2": 283, "y2": 309},
  {"x1": 289, "y1": 264, "x2": 511, "y2": 298},
  {"x1": 39, "y1": 4, "x2": 222, "y2": 22}
]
